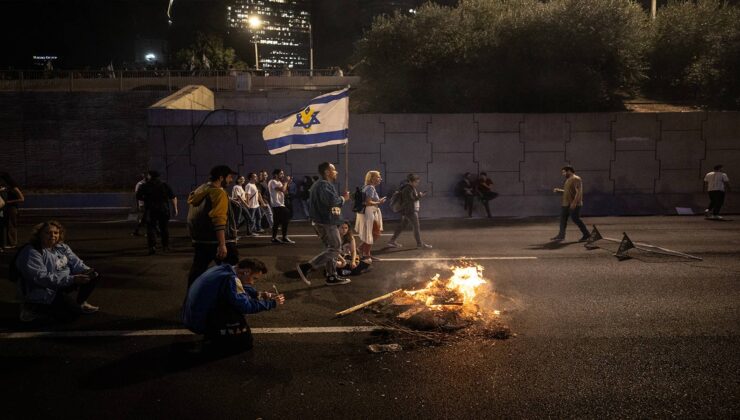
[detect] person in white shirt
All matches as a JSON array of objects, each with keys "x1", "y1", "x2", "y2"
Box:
[
  {"x1": 268, "y1": 169, "x2": 293, "y2": 244},
  {"x1": 704, "y1": 164, "x2": 731, "y2": 220},
  {"x1": 244, "y1": 173, "x2": 264, "y2": 234},
  {"x1": 231, "y1": 175, "x2": 251, "y2": 235}
]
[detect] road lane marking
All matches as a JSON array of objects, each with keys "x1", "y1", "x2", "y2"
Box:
[
  {"x1": 375, "y1": 256, "x2": 538, "y2": 262},
  {"x1": 0, "y1": 326, "x2": 384, "y2": 339}
]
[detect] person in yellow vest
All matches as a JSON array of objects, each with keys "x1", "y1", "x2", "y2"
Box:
[{"x1": 551, "y1": 165, "x2": 590, "y2": 242}]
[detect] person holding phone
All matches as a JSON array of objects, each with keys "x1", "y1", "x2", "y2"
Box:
[{"x1": 387, "y1": 173, "x2": 432, "y2": 249}]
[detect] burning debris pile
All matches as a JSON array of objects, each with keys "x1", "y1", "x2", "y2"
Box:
[{"x1": 336, "y1": 260, "x2": 512, "y2": 349}]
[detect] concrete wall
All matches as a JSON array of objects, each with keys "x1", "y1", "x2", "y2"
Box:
[
  {"x1": 147, "y1": 110, "x2": 740, "y2": 218},
  {"x1": 0, "y1": 91, "x2": 167, "y2": 190}
]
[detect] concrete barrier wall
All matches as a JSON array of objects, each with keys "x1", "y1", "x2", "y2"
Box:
[{"x1": 147, "y1": 110, "x2": 740, "y2": 218}]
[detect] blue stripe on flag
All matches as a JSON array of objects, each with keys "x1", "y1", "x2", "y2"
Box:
[
  {"x1": 308, "y1": 90, "x2": 349, "y2": 106},
  {"x1": 265, "y1": 129, "x2": 348, "y2": 151}
]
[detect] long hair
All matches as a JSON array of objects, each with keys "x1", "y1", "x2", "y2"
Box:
[
  {"x1": 29, "y1": 220, "x2": 65, "y2": 250},
  {"x1": 364, "y1": 170, "x2": 381, "y2": 185}
]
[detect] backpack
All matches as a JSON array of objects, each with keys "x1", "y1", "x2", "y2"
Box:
[
  {"x1": 389, "y1": 188, "x2": 404, "y2": 213},
  {"x1": 352, "y1": 187, "x2": 365, "y2": 213}
]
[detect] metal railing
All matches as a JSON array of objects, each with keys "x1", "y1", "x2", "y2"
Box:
[{"x1": 0, "y1": 69, "x2": 357, "y2": 92}]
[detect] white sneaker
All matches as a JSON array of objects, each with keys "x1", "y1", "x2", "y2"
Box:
[
  {"x1": 386, "y1": 241, "x2": 402, "y2": 248},
  {"x1": 79, "y1": 302, "x2": 100, "y2": 314}
]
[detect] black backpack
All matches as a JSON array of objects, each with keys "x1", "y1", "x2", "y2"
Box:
[{"x1": 352, "y1": 187, "x2": 366, "y2": 213}]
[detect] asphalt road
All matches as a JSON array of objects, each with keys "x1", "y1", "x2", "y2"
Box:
[{"x1": 0, "y1": 216, "x2": 738, "y2": 419}]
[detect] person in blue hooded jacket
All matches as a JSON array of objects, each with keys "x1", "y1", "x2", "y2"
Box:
[{"x1": 183, "y1": 257, "x2": 284, "y2": 350}]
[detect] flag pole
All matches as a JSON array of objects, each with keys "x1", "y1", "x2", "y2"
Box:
[{"x1": 344, "y1": 142, "x2": 349, "y2": 194}]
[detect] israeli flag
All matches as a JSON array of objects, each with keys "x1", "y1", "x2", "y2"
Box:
[{"x1": 262, "y1": 87, "x2": 349, "y2": 155}]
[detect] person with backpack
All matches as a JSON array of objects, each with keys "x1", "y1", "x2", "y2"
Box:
[
  {"x1": 387, "y1": 173, "x2": 432, "y2": 249},
  {"x1": 354, "y1": 170, "x2": 385, "y2": 261},
  {"x1": 13, "y1": 220, "x2": 100, "y2": 322},
  {"x1": 136, "y1": 170, "x2": 178, "y2": 255},
  {"x1": 186, "y1": 165, "x2": 240, "y2": 289}
]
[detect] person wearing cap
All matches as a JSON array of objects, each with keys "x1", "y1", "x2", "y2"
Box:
[
  {"x1": 183, "y1": 258, "x2": 284, "y2": 351},
  {"x1": 136, "y1": 170, "x2": 178, "y2": 255},
  {"x1": 186, "y1": 165, "x2": 240, "y2": 288}
]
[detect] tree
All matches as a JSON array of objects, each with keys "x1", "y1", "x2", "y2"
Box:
[{"x1": 174, "y1": 32, "x2": 247, "y2": 70}]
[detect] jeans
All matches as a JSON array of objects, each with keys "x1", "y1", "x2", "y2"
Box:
[
  {"x1": 707, "y1": 190, "x2": 725, "y2": 216},
  {"x1": 146, "y1": 210, "x2": 170, "y2": 249},
  {"x1": 261, "y1": 205, "x2": 274, "y2": 229},
  {"x1": 391, "y1": 211, "x2": 423, "y2": 246},
  {"x1": 557, "y1": 205, "x2": 589, "y2": 238},
  {"x1": 309, "y1": 223, "x2": 341, "y2": 277},
  {"x1": 246, "y1": 207, "x2": 262, "y2": 232},
  {"x1": 463, "y1": 195, "x2": 474, "y2": 217}
]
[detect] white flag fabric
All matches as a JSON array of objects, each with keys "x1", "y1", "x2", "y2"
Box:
[{"x1": 262, "y1": 87, "x2": 349, "y2": 155}]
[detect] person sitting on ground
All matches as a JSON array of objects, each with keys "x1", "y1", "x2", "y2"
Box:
[
  {"x1": 14, "y1": 220, "x2": 100, "y2": 322},
  {"x1": 337, "y1": 221, "x2": 371, "y2": 277},
  {"x1": 476, "y1": 172, "x2": 498, "y2": 218},
  {"x1": 182, "y1": 258, "x2": 284, "y2": 351}
]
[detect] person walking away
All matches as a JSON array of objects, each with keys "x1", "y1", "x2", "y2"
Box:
[
  {"x1": 295, "y1": 162, "x2": 351, "y2": 286},
  {"x1": 476, "y1": 172, "x2": 498, "y2": 218},
  {"x1": 244, "y1": 173, "x2": 264, "y2": 234},
  {"x1": 186, "y1": 165, "x2": 240, "y2": 288},
  {"x1": 268, "y1": 169, "x2": 294, "y2": 244},
  {"x1": 136, "y1": 170, "x2": 177, "y2": 254},
  {"x1": 132, "y1": 172, "x2": 148, "y2": 236},
  {"x1": 183, "y1": 258, "x2": 284, "y2": 352},
  {"x1": 0, "y1": 172, "x2": 24, "y2": 248},
  {"x1": 457, "y1": 172, "x2": 475, "y2": 218},
  {"x1": 704, "y1": 164, "x2": 731, "y2": 220},
  {"x1": 551, "y1": 165, "x2": 590, "y2": 242},
  {"x1": 355, "y1": 170, "x2": 385, "y2": 260},
  {"x1": 387, "y1": 174, "x2": 432, "y2": 249}
]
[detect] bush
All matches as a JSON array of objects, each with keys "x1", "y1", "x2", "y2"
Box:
[
  {"x1": 353, "y1": 0, "x2": 649, "y2": 112},
  {"x1": 646, "y1": 0, "x2": 740, "y2": 108}
]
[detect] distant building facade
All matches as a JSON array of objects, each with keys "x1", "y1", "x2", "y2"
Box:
[{"x1": 227, "y1": 0, "x2": 311, "y2": 70}]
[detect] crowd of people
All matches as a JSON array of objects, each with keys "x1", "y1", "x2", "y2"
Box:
[{"x1": 5, "y1": 162, "x2": 731, "y2": 352}]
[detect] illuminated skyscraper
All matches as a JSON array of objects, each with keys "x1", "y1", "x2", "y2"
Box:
[{"x1": 227, "y1": 0, "x2": 311, "y2": 69}]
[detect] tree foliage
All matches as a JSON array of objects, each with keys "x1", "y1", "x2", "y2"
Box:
[
  {"x1": 646, "y1": 0, "x2": 740, "y2": 108},
  {"x1": 353, "y1": 0, "x2": 649, "y2": 112},
  {"x1": 174, "y1": 32, "x2": 247, "y2": 70}
]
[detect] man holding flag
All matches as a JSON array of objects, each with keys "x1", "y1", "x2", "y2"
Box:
[{"x1": 261, "y1": 87, "x2": 352, "y2": 286}]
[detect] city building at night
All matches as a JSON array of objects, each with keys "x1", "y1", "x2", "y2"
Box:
[{"x1": 227, "y1": 0, "x2": 311, "y2": 70}]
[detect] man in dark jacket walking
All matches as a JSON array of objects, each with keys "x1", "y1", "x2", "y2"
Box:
[
  {"x1": 295, "y1": 162, "x2": 351, "y2": 286},
  {"x1": 387, "y1": 173, "x2": 432, "y2": 249},
  {"x1": 136, "y1": 170, "x2": 177, "y2": 255}
]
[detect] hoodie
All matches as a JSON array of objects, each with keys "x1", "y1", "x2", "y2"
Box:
[{"x1": 187, "y1": 182, "x2": 238, "y2": 244}]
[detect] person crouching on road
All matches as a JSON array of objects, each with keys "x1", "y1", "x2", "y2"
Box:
[
  {"x1": 14, "y1": 220, "x2": 100, "y2": 322},
  {"x1": 186, "y1": 165, "x2": 240, "y2": 289},
  {"x1": 182, "y1": 258, "x2": 284, "y2": 351}
]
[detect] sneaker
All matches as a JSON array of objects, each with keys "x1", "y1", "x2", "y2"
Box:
[
  {"x1": 550, "y1": 236, "x2": 564, "y2": 242},
  {"x1": 325, "y1": 275, "x2": 351, "y2": 286},
  {"x1": 296, "y1": 263, "x2": 313, "y2": 285},
  {"x1": 271, "y1": 237, "x2": 283, "y2": 244},
  {"x1": 282, "y1": 237, "x2": 296, "y2": 244},
  {"x1": 79, "y1": 302, "x2": 100, "y2": 314},
  {"x1": 19, "y1": 306, "x2": 41, "y2": 322},
  {"x1": 386, "y1": 241, "x2": 402, "y2": 248},
  {"x1": 578, "y1": 236, "x2": 590, "y2": 242},
  {"x1": 417, "y1": 243, "x2": 433, "y2": 249},
  {"x1": 715, "y1": 215, "x2": 724, "y2": 220}
]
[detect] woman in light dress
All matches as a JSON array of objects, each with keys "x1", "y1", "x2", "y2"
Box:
[{"x1": 355, "y1": 170, "x2": 385, "y2": 261}]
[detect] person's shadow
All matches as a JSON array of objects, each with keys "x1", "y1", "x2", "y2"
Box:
[{"x1": 527, "y1": 240, "x2": 579, "y2": 250}]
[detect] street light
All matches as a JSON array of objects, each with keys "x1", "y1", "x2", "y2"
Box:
[
  {"x1": 248, "y1": 16, "x2": 262, "y2": 70},
  {"x1": 308, "y1": 22, "x2": 313, "y2": 77}
]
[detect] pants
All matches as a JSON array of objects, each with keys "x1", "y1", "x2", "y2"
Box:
[
  {"x1": 300, "y1": 199, "x2": 310, "y2": 219},
  {"x1": 707, "y1": 190, "x2": 725, "y2": 216},
  {"x1": 234, "y1": 204, "x2": 252, "y2": 235},
  {"x1": 271, "y1": 206, "x2": 291, "y2": 239},
  {"x1": 133, "y1": 205, "x2": 146, "y2": 234},
  {"x1": 309, "y1": 223, "x2": 341, "y2": 277},
  {"x1": 558, "y1": 205, "x2": 589, "y2": 238},
  {"x1": 246, "y1": 207, "x2": 262, "y2": 232},
  {"x1": 391, "y1": 211, "x2": 422, "y2": 246},
  {"x1": 146, "y1": 210, "x2": 170, "y2": 249},
  {"x1": 5, "y1": 206, "x2": 18, "y2": 246},
  {"x1": 463, "y1": 195, "x2": 474, "y2": 217},
  {"x1": 187, "y1": 242, "x2": 239, "y2": 288},
  {"x1": 261, "y1": 205, "x2": 274, "y2": 229},
  {"x1": 26, "y1": 275, "x2": 99, "y2": 320}
]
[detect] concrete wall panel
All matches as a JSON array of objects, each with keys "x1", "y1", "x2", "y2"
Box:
[
  {"x1": 702, "y1": 150, "x2": 740, "y2": 176},
  {"x1": 521, "y1": 114, "x2": 568, "y2": 152},
  {"x1": 286, "y1": 146, "x2": 341, "y2": 174},
  {"x1": 612, "y1": 114, "x2": 659, "y2": 151},
  {"x1": 566, "y1": 132, "x2": 613, "y2": 171},
  {"x1": 428, "y1": 153, "x2": 476, "y2": 196},
  {"x1": 348, "y1": 114, "x2": 384, "y2": 154},
  {"x1": 520, "y1": 152, "x2": 566, "y2": 195},
  {"x1": 475, "y1": 113, "x2": 523, "y2": 132},
  {"x1": 703, "y1": 112, "x2": 740, "y2": 149},
  {"x1": 659, "y1": 112, "x2": 705, "y2": 131},
  {"x1": 428, "y1": 114, "x2": 477, "y2": 153},
  {"x1": 239, "y1": 155, "x2": 289, "y2": 178},
  {"x1": 190, "y1": 126, "x2": 242, "y2": 175},
  {"x1": 381, "y1": 133, "x2": 431, "y2": 174},
  {"x1": 657, "y1": 131, "x2": 705, "y2": 170},
  {"x1": 611, "y1": 151, "x2": 659, "y2": 193},
  {"x1": 567, "y1": 113, "x2": 614, "y2": 132},
  {"x1": 380, "y1": 114, "x2": 430, "y2": 133},
  {"x1": 476, "y1": 132, "x2": 523, "y2": 172},
  {"x1": 578, "y1": 170, "x2": 613, "y2": 195},
  {"x1": 656, "y1": 169, "x2": 703, "y2": 194},
  {"x1": 337, "y1": 153, "x2": 385, "y2": 192},
  {"x1": 485, "y1": 172, "x2": 524, "y2": 196}
]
